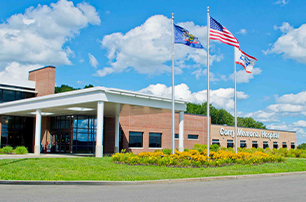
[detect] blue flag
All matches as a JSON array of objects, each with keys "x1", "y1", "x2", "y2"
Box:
[{"x1": 174, "y1": 24, "x2": 203, "y2": 49}]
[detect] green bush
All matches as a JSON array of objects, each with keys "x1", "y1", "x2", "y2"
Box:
[
  {"x1": 161, "y1": 148, "x2": 172, "y2": 155},
  {"x1": 209, "y1": 144, "x2": 219, "y2": 152},
  {"x1": 193, "y1": 144, "x2": 206, "y2": 152},
  {"x1": 1, "y1": 146, "x2": 13, "y2": 154},
  {"x1": 180, "y1": 159, "x2": 191, "y2": 167},
  {"x1": 13, "y1": 146, "x2": 28, "y2": 154}
]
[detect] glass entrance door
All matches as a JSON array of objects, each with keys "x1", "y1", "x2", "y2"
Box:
[{"x1": 53, "y1": 133, "x2": 71, "y2": 153}]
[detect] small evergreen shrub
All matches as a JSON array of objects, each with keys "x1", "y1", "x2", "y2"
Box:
[
  {"x1": 161, "y1": 148, "x2": 172, "y2": 155},
  {"x1": 13, "y1": 146, "x2": 28, "y2": 154},
  {"x1": 1, "y1": 146, "x2": 13, "y2": 154}
]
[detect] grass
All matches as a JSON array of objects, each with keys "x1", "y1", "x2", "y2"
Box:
[{"x1": 0, "y1": 157, "x2": 305, "y2": 181}]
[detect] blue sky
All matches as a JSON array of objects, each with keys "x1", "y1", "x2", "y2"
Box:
[{"x1": 0, "y1": 0, "x2": 306, "y2": 144}]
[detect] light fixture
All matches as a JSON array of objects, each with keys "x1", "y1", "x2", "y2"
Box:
[
  {"x1": 30, "y1": 112, "x2": 54, "y2": 115},
  {"x1": 67, "y1": 107, "x2": 94, "y2": 111}
]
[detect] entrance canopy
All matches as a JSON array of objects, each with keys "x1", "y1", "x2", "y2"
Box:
[{"x1": 0, "y1": 86, "x2": 187, "y2": 117}]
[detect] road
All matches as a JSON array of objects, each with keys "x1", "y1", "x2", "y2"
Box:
[{"x1": 0, "y1": 174, "x2": 305, "y2": 202}]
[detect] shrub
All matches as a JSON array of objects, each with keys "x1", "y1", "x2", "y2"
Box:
[
  {"x1": 161, "y1": 148, "x2": 172, "y2": 155},
  {"x1": 1, "y1": 146, "x2": 13, "y2": 154},
  {"x1": 112, "y1": 148, "x2": 285, "y2": 168},
  {"x1": 180, "y1": 159, "x2": 191, "y2": 167},
  {"x1": 13, "y1": 146, "x2": 28, "y2": 154},
  {"x1": 209, "y1": 144, "x2": 219, "y2": 152}
]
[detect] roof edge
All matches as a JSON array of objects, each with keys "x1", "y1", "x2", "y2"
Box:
[{"x1": 29, "y1": 66, "x2": 56, "y2": 73}]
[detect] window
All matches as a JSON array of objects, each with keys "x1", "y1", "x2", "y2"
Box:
[
  {"x1": 149, "y1": 133, "x2": 162, "y2": 148},
  {"x1": 240, "y1": 140, "x2": 247, "y2": 148},
  {"x1": 273, "y1": 142, "x2": 278, "y2": 149},
  {"x1": 175, "y1": 134, "x2": 179, "y2": 139},
  {"x1": 129, "y1": 132, "x2": 143, "y2": 148},
  {"x1": 0, "y1": 89, "x2": 3, "y2": 103},
  {"x1": 3, "y1": 90, "x2": 15, "y2": 102},
  {"x1": 227, "y1": 140, "x2": 234, "y2": 148},
  {"x1": 188, "y1": 135, "x2": 198, "y2": 140},
  {"x1": 252, "y1": 141, "x2": 258, "y2": 148},
  {"x1": 212, "y1": 139, "x2": 220, "y2": 146},
  {"x1": 263, "y1": 141, "x2": 269, "y2": 149},
  {"x1": 291, "y1": 142, "x2": 295, "y2": 149},
  {"x1": 282, "y1": 142, "x2": 287, "y2": 148}
]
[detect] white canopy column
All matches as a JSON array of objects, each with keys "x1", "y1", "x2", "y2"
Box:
[
  {"x1": 114, "y1": 104, "x2": 120, "y2": 153},
  {"x1": 34, "y1": 109, "x2": 42, "y2": 155},
  {"x1": 179, "y1": 111, "x2": 184, "y2": 152},
  {"x1": 96, "y1": 101, "x2": 104, "y2": 157}
]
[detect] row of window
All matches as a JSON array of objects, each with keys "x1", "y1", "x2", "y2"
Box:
[
  {"x1": 0, "y1": 89, "x2": 34, "y2": 103},
  {"x1": 212, "y1": 139, "x2": 295, "y2": 149},
  {"x1": 129, "y1": 132, "x2": 200, "y2": 148}
]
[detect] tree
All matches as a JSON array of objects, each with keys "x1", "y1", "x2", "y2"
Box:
[
  {"x1": 186, "y1": 102, "x2": 266, "y2": 129},
  {"x1": 55, "y1": 85, "x2": 79, "y2": 93},
  {"x1": 297, "y1": 143, "x2": 306, "y2": 150},
  {"x1": 55, "y1": 84, "x2": 94, "y2": 93},
  {"x1": 84, "y1": 84, "x2": 94, "y2": 88}
]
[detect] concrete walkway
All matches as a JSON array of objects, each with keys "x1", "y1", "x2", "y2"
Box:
[{"x1": 0, "y1": 153, "x2": 93, "y2": 159}]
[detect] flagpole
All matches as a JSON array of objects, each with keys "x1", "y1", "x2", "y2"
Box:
[
  {"x1": 171, "y1": 13, "x2": 175, "y2": 155},
  {"x1": 234, "y1": 47, "x2": 237, "y2": 154},
  {"x1": 207, "y1": 6, "x2": 210, "y2": 157}
]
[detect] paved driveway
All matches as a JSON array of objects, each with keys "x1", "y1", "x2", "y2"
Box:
[{"x1": 0, "y1": 174, "x2": 305, "y2": 202}]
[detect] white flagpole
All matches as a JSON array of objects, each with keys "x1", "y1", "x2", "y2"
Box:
[
  {"x1": 234, "y1": 47, "x2": 237, "y2": 154},
  {"x1": 171, "y1": 13, "x2": 175, "y2": 155},
  {"x1": 207, "y1": 7, "x2": 210, "y2": 157}
]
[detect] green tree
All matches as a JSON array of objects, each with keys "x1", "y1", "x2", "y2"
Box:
[
  {"x1": 186, "y1": 102, "x2": 266, "y2": 129},
  {"x1": 55, "y1": 84, "x2": 94, "y2": 93},
  {"x1": 297, "y1": 143, "x2": 306, "y2": 150},
  {"x1": 84, "y1": 84, "x2": 94, "y2": 88},
  {"x1": 55, "y1": 84, "x2": 79, "y2": 93}
]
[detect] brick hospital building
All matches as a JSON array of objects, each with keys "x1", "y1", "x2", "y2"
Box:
[{"x1": 0, "y1": 66, "x2": 296, "y2": 157}]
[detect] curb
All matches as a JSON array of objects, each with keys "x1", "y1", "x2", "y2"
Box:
[{"x1": 1, "y1": 171, "x2": 306, "y2": 186}]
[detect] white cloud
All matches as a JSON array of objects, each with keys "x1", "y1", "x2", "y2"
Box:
[
  {"x1": 276, "y1": 91, "x2": 306, "y2": 105},
  {"x1": 274, "y1": 0, "x2": 289, "y2": 6},
  {"x1": 139, "y1": 83, "x2": 248, "y2": 111},
  {"x1": 237, "y1": 29, "x2": 247, "y2": 35},
  {"x1": 229, "y1": 67, "x2": 262, "y2": 83},
  {"x1": 191, "y1": 68, "x2": 219, "y2": 82},
  {"x1": 0, "y1": 0, "x2": 100, "y2": 79},
  {"x1": 0, "y1": 62, "x2": 40, "y2": 79},
  {"x1": 245, "y1": 110, "x2": 279, "y2": 123},
  {"x1": 264, "y1": 22, "x2": 306, "y2": 63},
  {"x1": 293, "y1": 120, "x2": 306, "y2": 127},
  {"x1": 267, "y1": 122, "x2": 290, "y2": 131},
  {"x1": 88, "y1": 53, "x2": 99, "y2": 68},
  {"x1": 97, "y1": 15, "x2": 222, "y2": 77},
  {"x1": 274, "y1": 22, "x2": 293, "y2": 33},
  {"x1": 267, "y1": 103, "x2": 305, "y2": 113}
]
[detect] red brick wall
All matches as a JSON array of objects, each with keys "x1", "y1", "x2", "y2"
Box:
[
  {"x1": 28, "y1": 66, "x2": 55, "y2": 97},
  {"x1": 118, "y1": 113, "x2": 210, "y2": 154},
  {"x1": 104, "y1": 117, "x2": 115, "y2": 154}
]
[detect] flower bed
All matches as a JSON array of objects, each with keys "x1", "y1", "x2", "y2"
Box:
[{"x1": 112, "y1": 149, "x2": 284, "y2": 167}]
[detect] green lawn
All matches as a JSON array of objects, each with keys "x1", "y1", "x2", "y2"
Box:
[{"x1": 0, "y1": 157, "x2": 305, "y2": 181}]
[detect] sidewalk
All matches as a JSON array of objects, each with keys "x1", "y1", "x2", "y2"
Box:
[{"x1": 0, "y1": 153, "x2": 93, "y2": 159}]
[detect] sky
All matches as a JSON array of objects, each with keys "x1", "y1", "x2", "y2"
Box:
[{"x1": 0, "y1": 0, "x2": 306, "y2": 144}]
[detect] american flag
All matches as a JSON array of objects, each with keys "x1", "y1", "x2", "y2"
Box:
[{"x1": 209, "y1": 17, "x2": 240, "y2": 48}]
